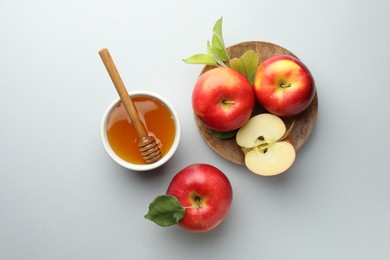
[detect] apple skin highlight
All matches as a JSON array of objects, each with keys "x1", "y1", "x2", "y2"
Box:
[{"x1": 166, "y1": 164, "x2": 233, "y2": 232}]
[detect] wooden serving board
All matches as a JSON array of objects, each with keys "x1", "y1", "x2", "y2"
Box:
[{"x1": 194, "y1": 41, "x2": 318, "y2": 165}]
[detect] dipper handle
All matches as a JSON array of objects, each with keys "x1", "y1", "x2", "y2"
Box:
[
  {"x1": 99, "y1": 48, "x2": 148, "y2": 138},
  {"x1": 99, "y1": 48, "x2": 161, "y2": 164}
]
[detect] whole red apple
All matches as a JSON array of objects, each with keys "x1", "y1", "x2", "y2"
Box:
[
  {"x1": 192, "y1": 67, "x2": 255, "y2": 132},
  {"x1": 254, "y1": 55, "x2": 315, "y2": 117},
  {"x1": 166, "y1": 163, "x2": 233, "y2": 232}
]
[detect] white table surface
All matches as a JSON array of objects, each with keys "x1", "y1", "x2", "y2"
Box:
[{"x1": 1, "y1": 0, "x2": 389, "y2": 259}]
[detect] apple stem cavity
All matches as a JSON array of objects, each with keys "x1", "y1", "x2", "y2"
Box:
[
  {"x1": 280, "y1": 83, "x2": 291, "y2": 88},
  {"x1": 191, "y1": 193, "x2": 205, "y2": 208}
]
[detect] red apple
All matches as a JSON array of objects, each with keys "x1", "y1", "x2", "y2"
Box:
[
  {"x1": 166, "y1": 163, "x2": 233, "y2": 232},
  {"x1": 192, "y1": 67, "x2": 255, "y2": 132},
  {"x1": 254, "y1": 55, "x2": 315, "y2": 117}
]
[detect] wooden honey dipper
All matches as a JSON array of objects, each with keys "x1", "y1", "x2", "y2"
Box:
[{"x1": 99, "y1": 48, "x2": 162, "y2": 164}]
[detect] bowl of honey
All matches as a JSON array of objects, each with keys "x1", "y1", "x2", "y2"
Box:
[{"x1": 101, "y1": 91, "x2": 181, "y2": 171}]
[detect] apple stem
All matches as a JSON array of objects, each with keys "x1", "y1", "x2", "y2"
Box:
[
  {"x1": 280, "y1": 83, "x2": 291, "y2": 88},
  {"x1": 222, "y1": 99, "x2": 236, "y2": 105}
]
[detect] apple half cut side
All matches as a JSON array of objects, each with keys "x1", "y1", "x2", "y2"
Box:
[{"x1": 236, "y1": 113, "x2": 296, "y2": 176}]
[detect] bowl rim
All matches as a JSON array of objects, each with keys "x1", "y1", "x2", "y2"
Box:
[{"x1": 100, "y1": 90, "x2": 181, "y2": 171}]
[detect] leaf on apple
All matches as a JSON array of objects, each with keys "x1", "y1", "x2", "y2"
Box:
[
  {"x1": 211, "y1": 129, "x2": 238, "y2": 139},
  {"x1": 230, "y1": 50, "x2": 259, "y2": 85},
  {"x1": 144, "y1": 195, "x2": 185, "y2": 227},
  {"x1": 183, "y1": 17, "x2": 230, "y2": 66}
]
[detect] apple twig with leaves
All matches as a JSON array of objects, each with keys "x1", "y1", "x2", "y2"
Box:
[
  {"x1": 183, "y1": 17, "x2": 260, "y2": 140},
  {"x1": 183, "y1": 17, "x2": 230, "y2": 67},
  {"x1": 183, "y1": 17, "x2": 259, "y2": 85}
]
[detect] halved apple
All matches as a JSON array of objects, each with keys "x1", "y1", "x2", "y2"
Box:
[{"x1": 236, "y1": 113, "x2": 296, "y2": 176}]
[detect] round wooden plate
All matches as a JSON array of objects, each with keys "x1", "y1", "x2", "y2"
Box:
[{"x1": 194, "y1": 41, "x2": 318, "y2": 165}]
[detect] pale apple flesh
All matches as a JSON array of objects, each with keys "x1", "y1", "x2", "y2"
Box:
[
  {"x1": 236, "y1": 113, "x2": 296, "y2": 176},
  {"x1": 236, "y1": 113, "x2": 286, "y2": 149},
  {"x1": 244, "y1": 141, "x2": 295, "y2": 176}
]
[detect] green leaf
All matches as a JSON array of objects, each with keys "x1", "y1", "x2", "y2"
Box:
[
  {"x1": 211, "y1": 17, "x2": 229, "y2": 62},
  {"x1": 207, "y1": 40, "x2": 213, "y2": 55},
  {"x1": 144, "y1": 195, "x2": 185, "y2": 227},
  {"x1": 183, "y1": 54, "x2": 217, "y2": 66},
  {"x1": 230, "y1": 58, "x2": 245, "y2": 74},
  {"x1": 213, "y1": 17, "x2": 224, "y2": 41},
  {"x1": 212, "y1": 34, "x2": 229, "y2": 63},
  {"x1": 183, "y1": 17, "x2": 229, "y2": 66},
  {"x1": 230, "y1": 50, "x2": 259, "y2": 85},
  {"x1": 211, "y1": 129, "x2": 238, "y2": 139}
]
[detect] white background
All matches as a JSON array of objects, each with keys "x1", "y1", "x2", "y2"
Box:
[{"x1": 1, "y1": 0, "x2": 389, "y2": 259}]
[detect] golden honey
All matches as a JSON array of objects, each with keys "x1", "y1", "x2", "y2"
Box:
[{"x1": 106, "y1": 95, "x2": 176, "y2": 165}]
